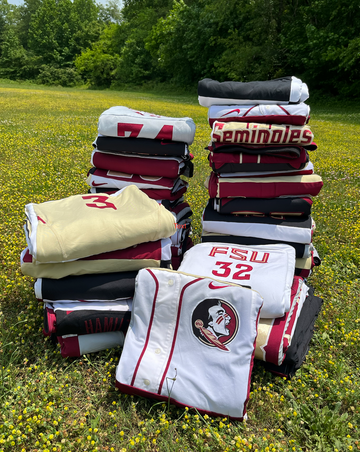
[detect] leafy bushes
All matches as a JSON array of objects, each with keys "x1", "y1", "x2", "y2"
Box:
[{"x1": 36, "y1": 65, "x2": 83, "y2": 87}]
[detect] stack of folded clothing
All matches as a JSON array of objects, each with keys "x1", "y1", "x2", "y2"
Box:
[
  {"x1": 198, "y1": 76, "x2": 323, "y2": 279},
  {"x1": 195, "y1": 76, "x2": 324, "y2": 377},
  {"x1": 20, "y1": 185, "x2": 177, "y2": 357},
  {"x1": 87, "y1": 106, "x2": 196, "y2": 269}
]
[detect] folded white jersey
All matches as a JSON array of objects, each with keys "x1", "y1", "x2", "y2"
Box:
[
  {"x1": 97, "y1": 106, "x2": 196, "y2": 145},
  {"x1": 208, "y1": 103, "x2": 310, "y2": 127},
  {"x1": 198, "y1": 76, "x2": 309, "y2": 107},
  {"x1": 24, "y1": 185, "x2": 176, "y2": 263},
  {"x1": 178, "y1": 243, "x2": 295, "y2": 318},
  {"x1": 116, "y1": 267, "x2": 263, "y2": 420}
]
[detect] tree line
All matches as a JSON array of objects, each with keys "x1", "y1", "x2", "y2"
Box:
[{"x1": 1, "y1": 0, "x2": 359, "y2": 96}]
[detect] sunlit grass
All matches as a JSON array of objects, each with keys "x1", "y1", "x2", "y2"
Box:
[{"x1": 0, "y1": 82, "x2": 359, "y2": 451}]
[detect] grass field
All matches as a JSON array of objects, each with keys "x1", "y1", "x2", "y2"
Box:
[{"x1": 0, "y1": 82, "x2": 359, "y2": 452}]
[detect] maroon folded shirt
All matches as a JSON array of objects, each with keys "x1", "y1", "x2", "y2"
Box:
[{"x1": 206, "y1": 172, "x2": 323, "y2": 198}]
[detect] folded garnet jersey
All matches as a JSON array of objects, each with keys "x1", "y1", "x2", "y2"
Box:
[
  {"x1": 205, "y1": 172, "x2": 323, "y2": 198},
  {"x1": 90, "y1": 150, "x2": 193, "y2": 178},
  {"x1": 94, "y1": 136, "x2": 190, "y2": 158},
  {"x1": 178, "y1": 242, "x2": 295, "y2": 319},
  {"x1": 116, "y1": 267, "x2": 263, "y2": 420},
  {"x1": 207, "y1": 103, "x2": 310, "y2": 127},
  {"x1": 21, "y1": 239, "x2": 172, "y2": 279},
  {"x1": 24, "y1": 185, "x2": 177, "y2": 264},
  {"x1": 88, "y1": 181, "x2": 188, "y2": 202},
  {"x1": 202, "y1": 201, "x2": 315, "y2": 244},
  {"x1": 217, "y1": 162, "x2": 314, "y2": 178},
  {"x1": 254, "y1": 277, "x2": 308, "y2": 366},
  {"x1": 35, "y1": 271, "x2": 138, "y2": 301},
  {"x1": 211, "y1": 122, "x2": 314, "y2": 146},
  {"x1": 212, "y1": 197, "x2": 313, "y2": 216},
  {"x1": 198, "y1": 76, "x2": 309, "y2": 107},
  {"x1": 57, "y1": 331, "x2": 125, "y2": 358},
  {"x1": 168, "y1": 201, "x2": 193, "y2": 222},
  {"x1": 97, "y1": 106, "x2": 196, "y2": 145},
  {"x1": 208, "y1": 151, "x2": 310, "y2": 173}
]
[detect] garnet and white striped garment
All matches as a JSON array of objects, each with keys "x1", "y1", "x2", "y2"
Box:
[
  {"x1": 207, "y1": 103, "x2": 310, "y2": 127},
  {"x1": 205, "y1": 172, "x2": 323, "y2": 198}
]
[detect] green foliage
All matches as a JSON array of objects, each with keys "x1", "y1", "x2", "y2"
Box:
[
  {"x1": 1, "y1": 0, "x2": 360, "y2": 94},
  {"x1": 36, "y1": 64, "x2": 83, "y2": 87},
  {"x1": 113, "y1": 1, "x2": 173, "y2": 85},
  {"x1": 75, "y1": 23, "x2": 121, "y2": 87},
  {"x1": 0, "y1": 25, "x2": 40, "y2": 79}
]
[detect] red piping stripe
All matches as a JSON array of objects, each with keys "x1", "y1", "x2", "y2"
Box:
[
  {"x1": 130, "y1": 269, "x2": 159, "y2": 386},
  {"x1": 157, "y1": 277, "x2": 202, "y2": 394}
]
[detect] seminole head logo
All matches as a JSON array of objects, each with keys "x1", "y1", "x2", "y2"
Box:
[{"x1": 191, "y1": 299, "x2": 239, "y2": 352}]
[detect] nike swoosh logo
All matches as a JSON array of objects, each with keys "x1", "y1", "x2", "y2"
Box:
[
  {"x1": 220, "y1": 109, "x2": 241, "y2": 117},
  {"x1": 92, "y1": 181, "x2": 107, "y2": 186},
  {"x1": 208, "y1": 281, "x2": 230, "y2": 290}
]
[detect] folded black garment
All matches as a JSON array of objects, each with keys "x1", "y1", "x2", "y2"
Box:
[
  {"x1": 94, "y1": 136, "x2": 189, "y2": 157},
  {"x1": 201, "y1": 233, "x2": 312, "y2": 259},
  {"x1": 43, "y1": 300, "x2": 132, "y2": 337},
  {"x1": 54, "y1": 306, "x2": 131, "y2": 337},
  {"x1": 35, "y1": 271, "x2": 138, "y2": 301},
  {"x1": 262, "y1": 287, "x2": 323, "y2": 378},
  {"x1": 198, "y1": 77, "x2": 309, "y2": 106},
  {"x1": 208, "y1": 142, "x2": 317, "y2": 153},
  {"x1": 212, "y1": 197, "x2": 313, "y2": 216}
]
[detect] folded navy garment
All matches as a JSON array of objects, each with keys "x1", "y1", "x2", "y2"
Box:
[{"x1": 261, "y1": 287, "x2": 323, "y2": 378}]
